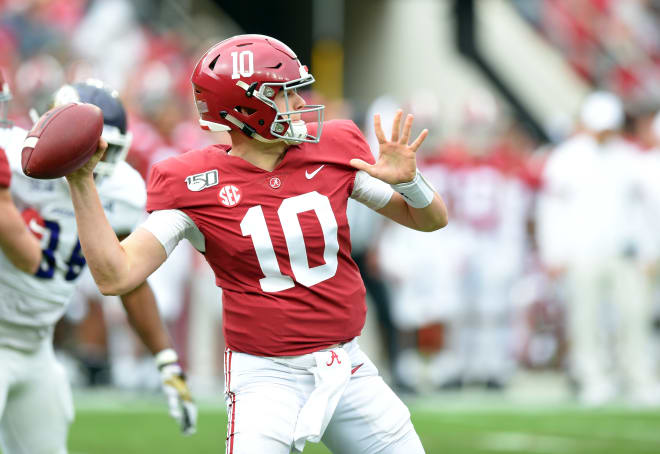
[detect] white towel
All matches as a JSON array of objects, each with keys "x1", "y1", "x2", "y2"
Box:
[{"x1": 293, "y1": 347, "x2": 351, "y2": 451}]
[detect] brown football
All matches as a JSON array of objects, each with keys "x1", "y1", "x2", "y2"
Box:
[{"x1": 21, "y1": 102, "x2": 104, "y2": 179}]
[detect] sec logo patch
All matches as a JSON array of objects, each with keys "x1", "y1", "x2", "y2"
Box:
[{"x1": 218, "y1": 184, "x2": 241, "y2": 207}]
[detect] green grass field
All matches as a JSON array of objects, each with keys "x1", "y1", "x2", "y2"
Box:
[{"x1": 57, "y1": 390, "x2": 660, "y2": 454}]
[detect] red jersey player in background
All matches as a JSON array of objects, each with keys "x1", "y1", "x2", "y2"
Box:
[
  {"x1": 0, "y1": 69, "x2": 41, "y2": 274},
  {"x1": 65, "y1": 35, "x2": 448, "y2": 453},
  {"x1": 0, "y1": 147, "x2": 42, "y2": 274}
]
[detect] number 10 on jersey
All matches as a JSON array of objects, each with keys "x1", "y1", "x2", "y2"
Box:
[{"x1": 240, "y1": 191, "x2": 339, "y2": 292}]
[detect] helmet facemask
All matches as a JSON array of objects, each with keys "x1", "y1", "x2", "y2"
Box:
[{"x1": 255, "y1": 72, "x2": 324, "y2": 144}]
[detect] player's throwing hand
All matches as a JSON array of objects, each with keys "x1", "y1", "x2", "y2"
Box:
[
  {"x1": 349, "y1": 109, "x2": 428, "y2": 185},
  {"x1": 65, "y1": 138, "x2": 108, "y2": 184}
]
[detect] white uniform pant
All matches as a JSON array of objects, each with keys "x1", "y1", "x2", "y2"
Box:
[
  {"x1": 224, "y1": 339, "x2": 424, "y2": 453},
  {"x1": 449, "y1": 233, "x2": 519, "y2": 383},
  {"x1": 568, "y1": 259, "x2": 656, "y2": 392},
  {"x1": 0, "y1": 339, "x2": 73, "y2": 454}
]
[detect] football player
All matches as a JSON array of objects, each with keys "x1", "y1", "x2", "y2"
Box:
[
  {"x1": 0, "y1": 69, "x2": 42, "y2": 274},
  {"x1": 66, "y1": 35, "x2": 448, "y2": 453},
  {"x1": 0, "y1": 79, "x2": 196, "y2": 454}
]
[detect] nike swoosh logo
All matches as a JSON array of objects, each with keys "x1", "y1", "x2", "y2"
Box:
[
  {"x1": 351, "y1": 363, "x2": 364, "y2": 375},
  {"x1": 305, "y1": 165, "x2": 325, "y2": 179}
]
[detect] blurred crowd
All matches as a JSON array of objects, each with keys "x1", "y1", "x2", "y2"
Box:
[
  {"x1": 514, "y1": 0, "x2": 660, "y2": 100},
  {"x1": 3, "y1": 0, "x2": 660, "y2": 408}
]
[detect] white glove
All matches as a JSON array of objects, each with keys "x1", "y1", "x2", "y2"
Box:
[{"x1": 156, "y1": 349, "x2": 198, "y2": 435}]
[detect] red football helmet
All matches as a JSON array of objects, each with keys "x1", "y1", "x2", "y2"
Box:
[
  {"x1": 191, "y1": 34, "x2": 324, "y2": 144},
  {"x1": 0, "y1": 68, "x2": 11, "y2": 126}
]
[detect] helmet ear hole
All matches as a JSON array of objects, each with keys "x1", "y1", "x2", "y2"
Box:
[
  {"x1": 235, "y1": 106, "x2": 256, "y2": 116},
  {"x1": 208, "y1": 55, "x2": 220, "y2": 71}
]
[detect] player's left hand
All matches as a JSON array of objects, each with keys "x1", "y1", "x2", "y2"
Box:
[
  {"x1": 156, "y1": 350, "x2": 198, "y2": 436},
  {"x1": 350, "y1": 109, "x2": 428, "y2": 185}
]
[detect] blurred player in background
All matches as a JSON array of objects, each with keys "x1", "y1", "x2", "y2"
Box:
[
  {"x1": 0, "y1": 78, "x2": 196, "y2": 454},
  {"x1": 537, "y1": 91, "x2": 660, "y2": 406},
  {"x1": 446, "y1": 92, "x2": 534, "y2": 389},
  {"x1": 382, "y1": 90, "x2": 534, "y2": 392},
  {"x1": 374, "y1": 91, "x2": 467, "y2": 393},
  {"x1": 65, "y1": 34, "x2": 448, "y2": 453},
  {"x1": 0, "y1": 69, "x2": 42, "y2": 274}
]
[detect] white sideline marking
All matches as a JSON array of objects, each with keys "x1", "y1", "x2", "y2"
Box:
[{"x1": 479, "y1": 432, "x2": 578, "y2": 453}]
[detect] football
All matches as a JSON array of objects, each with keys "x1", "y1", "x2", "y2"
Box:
[{"x1": 21, "y1": 102, "x2": 104, "y2": 179}]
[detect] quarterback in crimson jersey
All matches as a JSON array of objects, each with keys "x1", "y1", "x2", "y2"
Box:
[
  {"x1": 66, "y1": 35, "x2": 447, "y2": 453},
  {"x1": 147, "y1": 121, "x2": 373, "y2": 356}
]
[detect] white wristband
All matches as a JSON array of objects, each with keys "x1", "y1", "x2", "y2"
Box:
[
  {"x1": 155, "y1": 348, "x2": 179, "y2": 368},
  {"x1": 391, "y1": 170, "x2": 435, "y2": 208}
]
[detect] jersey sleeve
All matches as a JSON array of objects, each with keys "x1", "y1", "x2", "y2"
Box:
[
  {"x1": 145, "y1": 160, "x2": 179, "y2": 213},
  {"x1": 0, "y1": 148, "x2": 10, "y2": 188},
  {"x1": 338, "y1": 120, "x2": 376, "y2": 166},
  {"x1": 338, "y1": 120, "x2": 376, "y2": 196},
  {"x1": 145, "y1": 145, "x2": 230, "y2": 213}
]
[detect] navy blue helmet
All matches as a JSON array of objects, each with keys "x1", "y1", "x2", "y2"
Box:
[{"x1": 50, "y1": 79, "x2": 132, "y2": 177}]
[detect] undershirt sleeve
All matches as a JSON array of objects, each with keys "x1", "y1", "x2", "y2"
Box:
[
  {"x1": 350, "y1": 170, "x2": 394, "y2": 210},
  {"x1": 138, "y1": 209, "x2": 206, "y2": 255}
]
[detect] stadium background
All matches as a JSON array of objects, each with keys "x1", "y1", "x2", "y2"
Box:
[{"x1": 2, "y1": 0, "x2": 660, "y2": 452}]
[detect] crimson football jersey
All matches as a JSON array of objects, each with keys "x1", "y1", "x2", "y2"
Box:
[
  {"x1": 0, "y1": 147, "x2": 10, "y2": 188},
  {"x1": 147, "y1": 120, "x2": 376, "y2": 356}
]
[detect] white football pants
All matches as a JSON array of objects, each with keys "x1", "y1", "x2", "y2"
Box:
[
  {"x1": 224, "y1": 339, "x2": 424, "y2": 453},
  {"x1": 0, "y1": 338, "x2": 73, "y2": 454},
  {"x1": 568, "y1": 258, "x2": 656, "y2": 393}
]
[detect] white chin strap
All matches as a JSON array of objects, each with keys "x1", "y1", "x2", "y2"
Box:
[
  {"x1": 199, "y1": 117, "x2": 307, "y2": 145},
  {"x1": 285, "y1": 120, "x2": 308, "y2": 143},
  {"x1": 199, "y1": 119, "x2": 231, "y2": 132}
]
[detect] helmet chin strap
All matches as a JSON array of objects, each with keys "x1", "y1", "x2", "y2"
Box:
[
  {"x1": 283, "y1": 120, "x2": 308, "y2": 144},
  {"x1": 200, "y1": 113, "x2": 307, "y2": 145},
  {"x1": 199, "y1": 119, "x2": 231, "y2": 132}
]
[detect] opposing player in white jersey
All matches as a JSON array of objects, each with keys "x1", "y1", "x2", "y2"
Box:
[
  {"x1": 65, "y1": 35, "x2": 448, "y2": 453},
  {"x1": 0, "y1": 70, "x2": 42, "y2": 274},
  {"x1": 0, "y1": 79, "x2": 196, "y2": 454}
]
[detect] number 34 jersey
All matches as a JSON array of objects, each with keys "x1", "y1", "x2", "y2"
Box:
[
  {"x1": 147, "y1": 120, "x2": 376, "y2": 356},
  {"x1": 0, "y1": 126, "x2": 146, "y2": 346}
]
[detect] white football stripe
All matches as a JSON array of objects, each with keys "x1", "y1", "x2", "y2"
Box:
[{"x1": 22, "y1": 136, "x2": 38, "y2": 148}]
